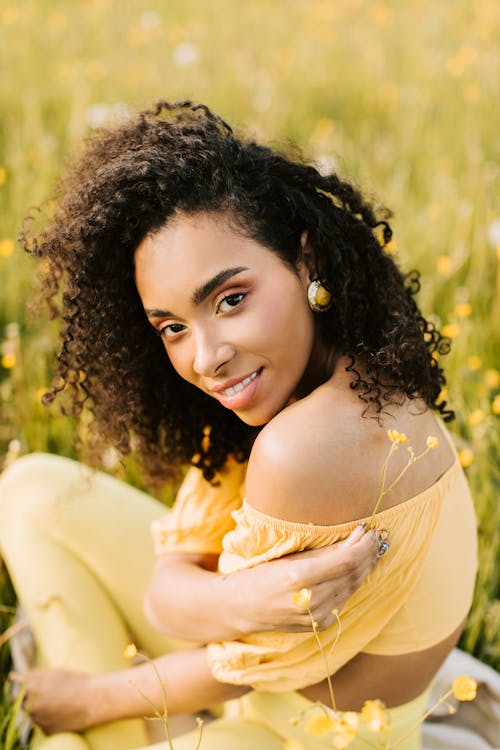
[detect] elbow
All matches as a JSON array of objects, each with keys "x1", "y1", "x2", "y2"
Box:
[{"x1": 143, "y1": 583, "x2": 174, "y2": 635}]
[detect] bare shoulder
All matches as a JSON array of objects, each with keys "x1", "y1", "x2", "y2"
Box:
[
  {"x1": 245, "y1": 385, "x2": 381, "y2": 525},
  {"x1": 245, "y1": 377, "x2": 455, "y2": 525}
]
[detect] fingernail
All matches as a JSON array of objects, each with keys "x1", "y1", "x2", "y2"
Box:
[{"x1": 348, "y1": 525, "x2": 365, "y2": 540}]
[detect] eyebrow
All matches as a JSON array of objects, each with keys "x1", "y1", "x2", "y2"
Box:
[{"x1": 144, "y1": 266, "x2": 248, "y2": 318}]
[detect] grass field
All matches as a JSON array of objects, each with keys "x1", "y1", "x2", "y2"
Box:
[{"x1": 0, "y1": 0, "x2": 499, "y2": 745}]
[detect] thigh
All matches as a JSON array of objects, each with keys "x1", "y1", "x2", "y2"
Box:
[
  {"x1": 0, "y1": 453, "x2": 183, "y2": 655},
  {"x1": 133, "y1": 718, "x2": 284, "y2": 750}
]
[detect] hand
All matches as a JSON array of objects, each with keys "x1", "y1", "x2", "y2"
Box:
[
  {"x1": 229, "y1": 524, "x2": 381, "y2": 634},
  {"x1": 10, "y1": 668, "x2": 97, "y2": 734}
]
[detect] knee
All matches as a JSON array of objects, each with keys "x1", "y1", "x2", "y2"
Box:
[{"x1": 0, "y1": 453, "x2": 83, "y2": 528}]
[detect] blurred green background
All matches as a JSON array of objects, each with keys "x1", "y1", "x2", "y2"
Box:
[{"x1": 0, "y1": 0, "x2": 499, "y2": 743}]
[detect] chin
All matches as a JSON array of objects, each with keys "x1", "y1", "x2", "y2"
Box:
[{"x1": 235, "y1": 412, "x2": 271, "y2": 427}]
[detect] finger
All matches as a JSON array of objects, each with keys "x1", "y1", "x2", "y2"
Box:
[
  {"x1": 340, "y1": 523, "x2": 368, "y2": 546},
  {"x1": 323, "y1": 532, "x2": 378, "y2": 582},
  {"x1": 292, "y1": 537, "x2": 368, "y2": 586},
  {"x1": 9, "y1": 671, "x2": 24, "y2": 685}
]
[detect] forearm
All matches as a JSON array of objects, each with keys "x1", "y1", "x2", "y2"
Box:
[
  {"x1": 88, "y1": 648, "x2": 249, "y2": 727},
  {"x1": 146, "y1": 528, "x2": 378, "y2": 642},
  {"x1": 145, "y1": 554, "x2": 252, "y2": 641}
]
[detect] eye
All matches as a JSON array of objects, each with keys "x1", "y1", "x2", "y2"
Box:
[
  {"x1": 156, "y1": 322, "x2": 186, "y2": 339},
  {"x1": 217, "y1": 292, "x2": 246, "y2": 314}
]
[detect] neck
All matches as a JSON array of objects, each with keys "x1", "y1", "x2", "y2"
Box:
[{"x1": 294, "y1": 337, "x2": 340, "y2": 401}]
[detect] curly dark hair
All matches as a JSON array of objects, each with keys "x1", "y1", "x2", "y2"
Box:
[{"x1": 22, "y1": 99, "x2": 453, "y2": 484}]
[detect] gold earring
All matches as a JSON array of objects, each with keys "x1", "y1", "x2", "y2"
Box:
[{"x1": 307, "y1": 280, "x2": 332, "y2": 312}]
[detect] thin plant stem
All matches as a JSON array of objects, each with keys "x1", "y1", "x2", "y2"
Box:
[
  {"x1": 0, "y1": 604, "x2": 17, "y2": 614},
  {"x1": 307, "y1": 607, "x2": 336, "y2": 711},
  {"x1": 0, "y1": 617, "x2": 29, "y2": 648},
  {"x1": 147, "y1": 658, "x2": 176, "y2": 750},
  {"x1": 368, "y1": 444, "x2": 398, "y2": 525},
  {"x1": 369, "y1": 444, "x2": 433, "y2": 527},
  {"x1": 357, "y1": 738, "x2": 384, "y2": 750},
  {"x1": 128, "y1": 679, "x2": 163, "y2": 719},
  {"x1": 194, "y1": 719, "x2": 205, "y2": 750},
  {"x1": 128, "y1": 656, "x2": 176, "y2": 750},
  {"x1": 383, "y1": 447, "x2": 431, "y2": 498},
  {"x1": 388, "y1": 689, "x2": 453, "y2": 749},
  {"x1": 378, "y1": 443, "x2": 397, "y2": 500},
  {"x1": 327, "y1": 610, "x2": 342, "y2": 657}
]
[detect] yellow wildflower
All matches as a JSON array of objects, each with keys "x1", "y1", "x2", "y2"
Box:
[
  {"x1": 34, "y1": 388, "x2": 47, "y2": 405},
  {"x1": 442, "y1": 323, "x2": 461, "y2": 339},
  {"x1": 467, "y1": 355, "x2": 482, "y2": 371},
  {"x1": 0, "y1": 239, "x2": 15, "y2": 258},
  {"x1": 437, "y1": 255, "x2": 453, "y2": 277},
  {"x1": 331, "y1": 712, "x2": 360, "y2": 749},
  {"x1": 123, "y1": 642, "x2": 138, "y2": 659},
  {"x1": 304, "y1": 711, "x2": 336, "y2": 737},
  {"x1": 1, "y1": 353, "x2": 16, "y2": 369},
  {"x1": 458, "y1": 449, "x2": 474, "y2": 468},
  {"x1": 468, "y1": 409, "x2": 485, "y2": 427},
  {"x1": 454, "y1": 302, "x2": 472, "y2": 318},
  {"x1": 384, "y1": 239, "x2": 397, "y2": 255},
  {"x1": 0, "y1": 166, "x2": 6, "y2": 185},
  {"x1": 492, "y1": 395, "x2": 500, "y2": 416},
  {"x1": 387, "y1": 429, "x2": 408, "y2": 444},
  {"x1": 484, "y1": 369, "x2": 500, "y2": 388},
  {"x1": 312, "y1": 118, "x2": 335, "y2": 139},
  {"x1": 452, "y1": 675, "x2": 477, "y2": 701},
  {"x1": 361, "y1": 699, "x2": 389, "y2": 733},
  {"x1": 426, "y1": 436, "x2": 439, "y2": 449},
  {"x1": 438, "y1": 385, "x2": 449, "y2": 402},
  {"x1": 292, "y1": 588, "x2": 312, "y2": 608}
]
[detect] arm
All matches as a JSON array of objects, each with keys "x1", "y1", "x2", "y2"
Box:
[
  {"x1": 144, "y1": 526, "x2": 378, "y2": 641},
  {"x1": 16, "y1": 648, "x2": 249, "y2": 735}
]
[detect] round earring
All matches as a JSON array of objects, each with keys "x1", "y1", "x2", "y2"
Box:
[{"x1": 307, "y1": 280, "x2": 332, "y2": 312}]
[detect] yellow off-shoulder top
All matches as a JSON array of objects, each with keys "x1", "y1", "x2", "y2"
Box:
[{"x1": 151, "y1": 428, "x2": 477, "y2": 692}]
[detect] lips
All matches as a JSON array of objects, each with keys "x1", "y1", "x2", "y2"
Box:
[
  {"x1": 219, "y1": 369, "x2": 260, "y2": 396},
  {"x1": 209, "y1": 368, "x2": 263, "y2": 410}
]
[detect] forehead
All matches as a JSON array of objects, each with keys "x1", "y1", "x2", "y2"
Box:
[{"x1": 134, "y1": 212, "x2": 286, "y2": 300}]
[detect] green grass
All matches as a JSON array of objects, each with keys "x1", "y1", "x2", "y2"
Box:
[{"x1": 1, "y1": 0, "x2": 499, "y2": 744}]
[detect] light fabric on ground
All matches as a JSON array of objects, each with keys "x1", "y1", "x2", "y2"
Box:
[{"x1": 422, "y1": 647, "x2": 500, "y2": 750}]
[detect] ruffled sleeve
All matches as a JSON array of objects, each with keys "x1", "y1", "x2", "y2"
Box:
[{"x1": 150, "y1": 459, "x2": 247, "y2": 556}]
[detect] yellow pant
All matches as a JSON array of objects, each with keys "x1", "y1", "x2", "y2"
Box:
[{"x1": 0, "y1": 454, "x2": 426, "y2": 749}]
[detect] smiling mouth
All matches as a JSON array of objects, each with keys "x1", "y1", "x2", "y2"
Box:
[{"x1": 219, "y1": 369, "x2": 261, "y2": 397}]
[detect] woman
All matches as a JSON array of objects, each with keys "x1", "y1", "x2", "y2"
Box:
[{"x1": 0, "y1": 100, "x2": 477, "y2": 750}]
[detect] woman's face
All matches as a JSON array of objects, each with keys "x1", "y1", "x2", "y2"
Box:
[{"x1": 134, "y1": 212, "x2": 317, "y2": 426}]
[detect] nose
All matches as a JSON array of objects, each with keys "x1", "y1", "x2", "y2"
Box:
[{"x1": 192, "y1": 325, "x2": 235, "y2": 377}]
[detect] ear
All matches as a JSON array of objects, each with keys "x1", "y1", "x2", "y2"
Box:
[{"x1": 299, "y1": 230, "x2": 317, "y2": 282}]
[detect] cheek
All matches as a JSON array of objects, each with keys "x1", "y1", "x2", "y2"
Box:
[
  {"x1": 252, "y1": 294, "x2": 314, "y2": 360},
  {"x1": 162, "y1": 342, "x2": 194, "y2": 383}
]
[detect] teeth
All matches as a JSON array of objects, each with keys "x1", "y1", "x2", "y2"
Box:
[{"x1": 221, "y1": 370, "x2": 259, "y2": 397}]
